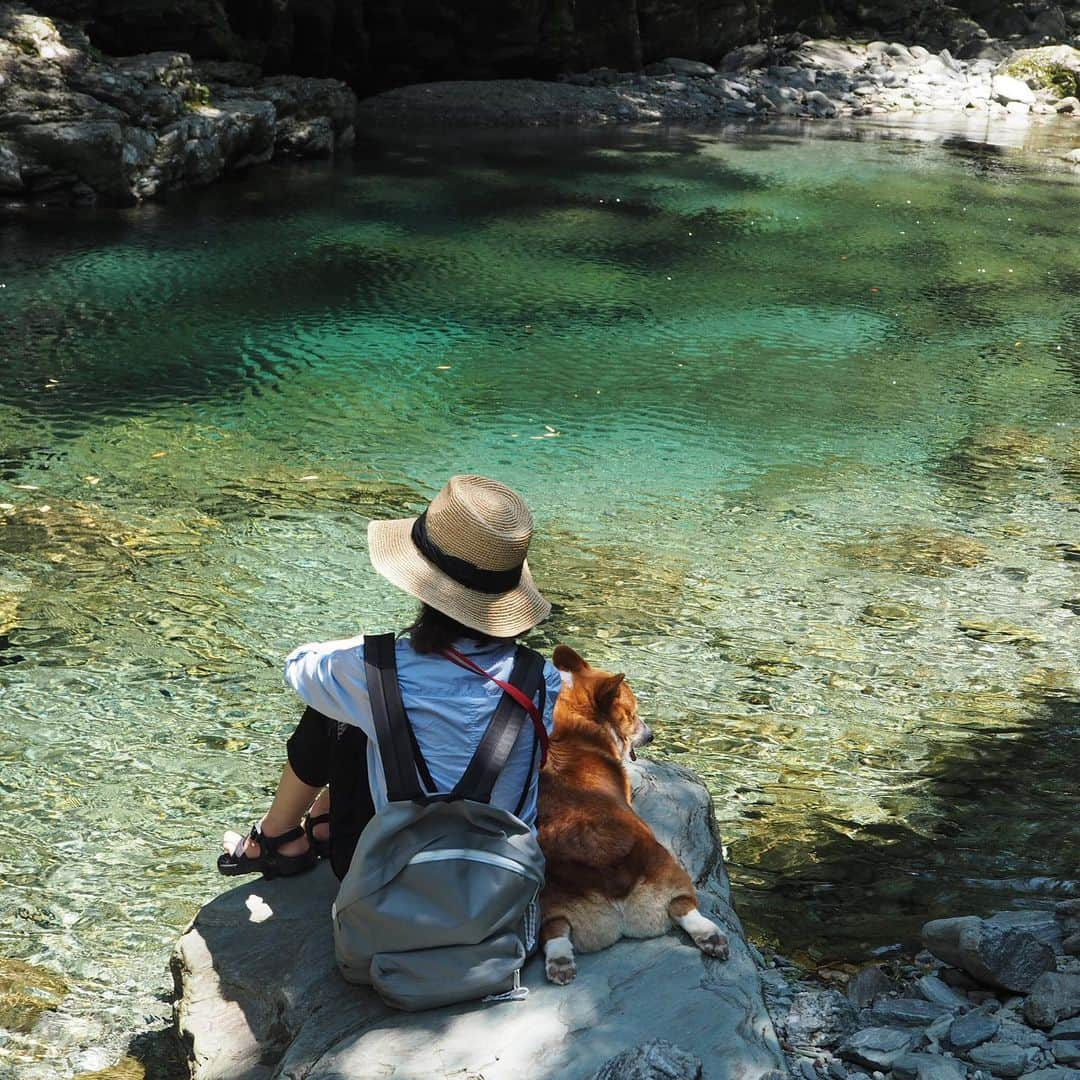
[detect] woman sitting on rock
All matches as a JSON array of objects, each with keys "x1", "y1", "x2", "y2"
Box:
[{"x1": 218, "y1": 474, "x2": 562, "y2": 880}]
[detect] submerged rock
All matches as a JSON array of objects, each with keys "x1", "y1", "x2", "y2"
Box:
[
  {"x1": 0, "y1": 956, "x2": 67, "y2": 1034},
  {"x1": 173, "y1": 760, "x2": 783, "y2": 1080}
]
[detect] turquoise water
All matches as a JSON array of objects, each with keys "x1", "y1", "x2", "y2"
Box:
[{"x1": 1, "y1": 118, "x2": 1078, "y2": 1075}]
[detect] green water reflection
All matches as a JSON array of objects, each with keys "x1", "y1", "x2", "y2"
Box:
[{"x1": 0, "y1": 119, "x2": 1078, "y2": 1075}]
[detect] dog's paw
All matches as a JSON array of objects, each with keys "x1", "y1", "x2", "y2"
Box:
[
  {"x1": 545, "y1": 954, "x2": 577, "y2": 985},
  {"x1": 695, "y1": 929, "x2": 730, "y2": 960}
]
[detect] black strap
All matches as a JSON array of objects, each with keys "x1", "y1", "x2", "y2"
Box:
[
  {"x1": 451, "y1": 646, "x2": 545, "y2": 804},
  {"x1": 364, "y1": 633, "x2": 424, "y2": 802}
]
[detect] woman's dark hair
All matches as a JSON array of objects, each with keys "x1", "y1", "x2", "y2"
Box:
[{"x1": 406, "y1": 603, "x2": 510, "y2": 655}]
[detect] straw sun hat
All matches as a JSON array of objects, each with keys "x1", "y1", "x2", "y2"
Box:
[{"x1": 367, "y1": 475, "x2": 551, "y2": 638}]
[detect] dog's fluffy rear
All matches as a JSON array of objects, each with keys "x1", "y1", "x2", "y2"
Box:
[{"x1": 536, "y1": 646, "x2": 729, "y2": 984}]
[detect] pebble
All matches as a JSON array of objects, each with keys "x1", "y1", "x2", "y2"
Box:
[
  {"x1": 967, "y1": 1043, "x2": 1033, "y2": 1077},
  {"x1": 839, "y1": 1027, "x2": 916, "y2": 1070},
  {"x1": 918, "y1": 975, "x2": 974, "y2": 1013},
  {"x1": 949, "y1": 1011, "x2": 1001, "y2": 1051}
]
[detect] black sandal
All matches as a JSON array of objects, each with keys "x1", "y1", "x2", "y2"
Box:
[
  {"x1": 303, "y1": 812, "x2": 331, "y2": 861},
  {"x1": 217, "y1": 823, "x2": 318, "y2": 878}
]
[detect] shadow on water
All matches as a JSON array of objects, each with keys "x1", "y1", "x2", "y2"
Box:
[{"x1": 731, "y1": 682, "x2": 1080, "y2": 961}]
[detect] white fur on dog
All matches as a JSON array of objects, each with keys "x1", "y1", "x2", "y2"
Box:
[
  {"x1": 544, "y1": 935, "x2": 574, "y2": 962},
  {"x1": 675, "y1": 908, "x2": 722, "y2": 939}
]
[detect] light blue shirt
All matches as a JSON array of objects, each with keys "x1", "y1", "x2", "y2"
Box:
[{"x1": 284, "y1": 634, "x2": 562, "y2": 826}]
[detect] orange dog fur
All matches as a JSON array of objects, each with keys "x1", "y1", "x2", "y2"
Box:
[{"x1": 536, "y1": 645, "x2": 730, "y2": 985}]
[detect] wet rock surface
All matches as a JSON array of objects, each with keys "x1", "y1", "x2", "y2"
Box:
[{"x1": 0, "y1": 3, "x2": 356, "y2": 204}]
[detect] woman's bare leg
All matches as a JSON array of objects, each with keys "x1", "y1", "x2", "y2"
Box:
[{"x1": 222, "y1": 763, "x2": 323, "y2": 859}]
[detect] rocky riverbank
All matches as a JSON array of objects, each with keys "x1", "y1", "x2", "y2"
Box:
[
  {"x1": 355, "y1": 38, "x2": 1080, "y2": 129},
  {"x1": 0, "y1": 4, "x2": 356, "y2": 205},
  {"x1": 761, "y1": 905, "x2": 1080, "y2": 1080}
]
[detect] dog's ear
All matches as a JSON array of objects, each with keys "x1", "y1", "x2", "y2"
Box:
[
  {"x1": 593, "y1": 673, "x2": 625, "y2": 715},
  {"x1": 553, "y1": 645, "x2": 589, "y2": 673}
]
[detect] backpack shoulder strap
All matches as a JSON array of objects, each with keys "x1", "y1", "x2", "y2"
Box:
[
  {"x1": 450, "y1": 646, "x2": 545, "y2": 805},
  {"x1": 363, "y1": 633, "x2": 425, "y2": 803}
]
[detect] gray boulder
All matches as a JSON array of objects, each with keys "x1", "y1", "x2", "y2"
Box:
[
  {"x1": 1017, "y1": 1070, "x2": 1080, "y2": 1080},
  {"x1": 1053, "y1": 1043, "x2": 1080, "y2": 1067},
  {"x1": 590, "y1": 1039, "x2": 704, "y2": 1079},
  {"x1": 173, "y1": 760, "x2": 784, "y2": 1080},
  {"x1": 992, "y1": 74, "x2": 1037, "y2": 105},
  {"x1": 1052, "y1": 1021, "x2": 1080, "y2": 1041},
  {"x1": 922, "y1": 917, "x2": 1056, "y2": 992},
  {"x1": 1026, "y1": 974, "x2": 1080, "y2": 1030},
  {"x1": 917, "y1": 975, "x2": 974, "y2": 1012},
  {"x1": 849, "y1": 965, "x2": 897, "y2": 1008}
]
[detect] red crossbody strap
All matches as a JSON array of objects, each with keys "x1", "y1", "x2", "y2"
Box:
[{"x1": 443, "y1": 647, "x2": 549, "y2": 768}]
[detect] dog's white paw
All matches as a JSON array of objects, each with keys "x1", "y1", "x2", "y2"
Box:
[
  {"x1": 676, "y1": 908, "x2": 730, "y2": 961},
  {"x1": 545, "y1": 954, "x2": 577, "y2": 985},
  {"x1": 694, "y1": 929, "x2": 730, "y2": 960},
  {"x1": 544, "y1": 936, "x2": 577, "y2": 985}
]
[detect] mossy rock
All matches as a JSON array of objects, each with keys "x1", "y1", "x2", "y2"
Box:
[
  {"x1": 835, "y1": 528, "x2": 988, "y2": 576},
  {"x1": 1000, "y1": 45, "x2": 1080, "y2": 100},
  {"x1": 0, "y1": 956, "x2": 67, "y2": 1034}
]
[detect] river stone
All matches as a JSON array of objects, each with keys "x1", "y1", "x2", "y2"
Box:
[
  {"x1": 967, "y1": 1043, "x2": 1032, "y2": 1077},
  {"x1": 786, "y1": 989, "x2": 860, "y2": 1047},
  {"x1": 871, "y1": 998, "x2": 956, "y2": 1027},
  {"x1": 922, "y1": 917, "x2": 1056, "y2": 991},
  {"x1": 992, "y1": 74, "x2": 1037, "y2": 105},
  {"x1": 949, "y1": 1011, "x2": 1001, "y2": 1051},
  {"x1": 1017, "y1": 1070, "x2": 1080, "y2": 1080},
  {"x1": 894, "y1": 1053, "x2": 968, "y2": 1080},
  {"x1": 1064, "y1": 935, "x2": 1080, "y2": 957},
  {"x1": 849, "y1": 965, "x2": 897, "y2": 1007},
  {"x1": 838, "y1": 1028, "x2": 916, "y2": 1070},
  {"x1": 590, "y1": 1039, "x2": 703, "y2": 1079},
  {"x1": 174, "y1": 760, "x2": 783, "y2": 1080},
  {"x1": 1052, "y1": 1021, "x2": 1080, "y2": 1041},
  {"x1": 1027, "y1": 975, "x2": 1080, "y2": 1030},
  {"x1": 663, "y1": 58, "x2": 716, "y2": 78},
  {"x1": 918, "y1": 975, "x2": 974, "y2": 1012},
  {"x1": 1053, "y1": 1044, "x2": 1080, "y2": 1066}
]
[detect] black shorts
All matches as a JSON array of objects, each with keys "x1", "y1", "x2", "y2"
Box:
[{"x1": 286, "y1": 707, "x2": 375, "y2": 880}]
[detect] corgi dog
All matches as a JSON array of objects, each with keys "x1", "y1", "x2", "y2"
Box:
[{"x1": 536, "y1": 645, "x2": 730, "y2": 985}]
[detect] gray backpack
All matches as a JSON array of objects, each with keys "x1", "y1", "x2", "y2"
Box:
[{"x1": 332, "y1": 634, "x2": 547, "y2": 1011}]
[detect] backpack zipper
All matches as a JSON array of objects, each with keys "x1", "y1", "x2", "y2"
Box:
[{"x1": 407, "y1": 848, "x2": 540, "y2": 883}]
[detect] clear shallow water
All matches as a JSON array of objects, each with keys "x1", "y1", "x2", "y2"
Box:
[{"x1": 1, "y1": 118, "x2": 1078, "y2": 1075}]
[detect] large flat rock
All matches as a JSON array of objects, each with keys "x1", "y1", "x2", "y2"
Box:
[{"x1": 173, "y1": 760, "x2": 784, "y2": 1080}]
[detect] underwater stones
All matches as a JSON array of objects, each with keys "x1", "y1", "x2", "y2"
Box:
[
  {"x1": 922, "y1": 917, "x2": 1055, "y2": 993},
  {"x1": 837, "y1": 529, "x2": 988, "y2": 576},
  {"x1": 0, "y1": 592, "x2": 17, "y2": 636},
  {"x1": 860, "y1": 602, "x2": 920, "y2": 628},
  {"x1": 748, "y1": 652, "x2": 804, "y2": 678},
  {"x1": 946, "y1": 427, "x2": 1051, "y2": 479},
  {"x1": 0, "y1": 956, "x2": 67, "y2": 1034},
  {"x1": 75, "y1": 1058, "x2": 146, "y2": 1079},
  {"x1": 958, "y1": 620, "x2": 1046, "y2": 647},
  {"x1": 1025, "y1": 974, "x2": 1080, "y2": 1030}
]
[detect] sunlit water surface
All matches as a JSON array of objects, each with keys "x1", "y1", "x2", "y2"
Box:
[{"x1": 1, "y1": 118, "x2": 1078, "y2": 1076}]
